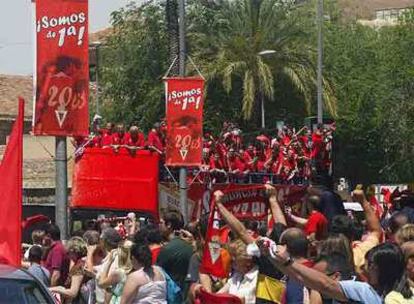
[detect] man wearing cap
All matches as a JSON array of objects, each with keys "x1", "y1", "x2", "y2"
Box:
[{"x1": 95, "y1": 228, "x2": 122, "y2": 304}]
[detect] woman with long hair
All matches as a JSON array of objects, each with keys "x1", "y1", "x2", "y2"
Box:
[
  {"x1": 318, "y1": 233, "x2": 355, "y2": 273},
  {"x1": 98, "y1": 240, "x2": 133, "y2": 304},
  {"x1": 49, "y1": 237, "x2": 89, "y2": 304},
  {"x1": 120, "y1": 244, "x2": 167, "y2": 304}
]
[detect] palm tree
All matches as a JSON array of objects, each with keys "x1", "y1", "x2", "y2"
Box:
[{"x1": 193, "y1": 0, "x2": 337, "y2": 121}]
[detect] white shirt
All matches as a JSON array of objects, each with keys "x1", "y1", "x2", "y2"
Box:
[
  {"x1": 224, "y1": 266, "x2": 259, "y2": 304},
  {"x1": 95, "y1": 250, "x2": 119, "y2": 304}
]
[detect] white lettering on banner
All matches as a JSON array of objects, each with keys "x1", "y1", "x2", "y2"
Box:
[
  {"x1": 37, "y1": 13, "x2": 87, "y2": 47},
  {"x1": 37, "y1": 13, "x2": 87, "y2": 32},
  {"x1": 221, "y1": 189, "x2": 265, "y2": 204},
  {"x1": 230, "y1": 201, "x2": 267, "y2": 218},
  {"x1": 47, "y1": 86, "x2": 86, "y2": 110}
]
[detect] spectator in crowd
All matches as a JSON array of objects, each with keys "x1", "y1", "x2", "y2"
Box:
[
  {"x1": 23, "y1": 229, "x2": 46, "y2": 262},
  {"x1": 387, "y1": 212, "x2": 410, "y2": 242},
  {"x1": 395, "y1": 224, "x2": 414, "y2": 245},
  {"x1": 95, "y1": 228, "x2": 122, "y2": 304},
  {"x1": 217, "y1": 239, "x2": 259, "y2": 304},
  {"x1": 309, "y1": 174, "x2": 345, "y2": 222},
  {"x1": 98, "y1": 240, "x2": 133, "y2": 304},
  {"x1": 212, "y1": 187, "x2": 287, "y2": 304},
  {"x1": 157, "y1": 212, "x2": 193, "y2": 290},
  {"x1": 287, "y1": 195, "x2": 328, "y2": 242},
  {"x1": 329, "y1": 189, "x2": 382, "y2": 274},
  {"x1": 49, "y1": 237, "x2": 89, "y2": 303},
  {"x1": 310, "y1": 253, "x2": 355, "y2": 304},
  {"x1": 28, "y1": 245, "x2": 50, "y2": 286},
  {"x1": 121, "y1": 244, "x2": 167, "y2": 304},
  {"x1": 318, "y1": 234, "x2": 355, "y2": 273},
  {"x1": 148, "y1": 123, "x2": 164, "y2": 154},
  {"x1": 401, "y1": 241, "x2": 414, "y2": 287},
  {"x1": 43, "y1": 224, "x2": 70, "y2": 287},
  {"x1": 279, "y1": 228, "x2": 314, "y2": 303},
  {"x1": 134, "y1": 224, "x2": 164, "y2": 264},
  {"x1": 124, "y1": 126, "x2": 145, "y2": 149},
  {"x1": 101, "y1": 123, "x2": 115, "y2": 147}
]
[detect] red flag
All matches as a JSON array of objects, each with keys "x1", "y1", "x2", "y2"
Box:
[
  {"x1": 0, "y1": 98, "x2": 24, "y2": 267},
  {"x1": 200, "y1": 185, "x2": 267, "y2": 278}
]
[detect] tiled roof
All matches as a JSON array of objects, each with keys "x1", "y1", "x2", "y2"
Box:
[
  {"x1": 0, "y1": 75, "x2": 33, "y2": 118},
  {"x1": 89, "y1": 28, "x2": 113, "y2": 44}
]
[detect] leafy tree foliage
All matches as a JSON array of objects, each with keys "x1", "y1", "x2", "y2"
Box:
[{"x1": 98, "y1": 1, "x2": 414, "y2": 183}]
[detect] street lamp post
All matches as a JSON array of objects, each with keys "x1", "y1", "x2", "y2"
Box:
[
  {"x1": 317, "y1": 0, "x2": 324, "y2": 124},
  {"x1": 178, "y1": 0, "x2": 189, "y2": 224},
  {"x1": 91, "y1": 41, "x2": 102, "y2": 116},
  {"x1": 258, "y1": 50, "x2": 276, "y2": 130}
]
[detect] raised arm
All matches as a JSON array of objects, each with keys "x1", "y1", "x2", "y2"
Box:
[
  {"x1": 267, "y1": 245, "x2": 347, "y2": 302},
  {"x1": 265, "y1": 184, "x2": 287, "y2": 226},
  {"x1": 353, "y1": 189, "x2": 382, "y2": 238},
  {"x1": 214, "y1": 191, "x2": 255, "y2": 245}
]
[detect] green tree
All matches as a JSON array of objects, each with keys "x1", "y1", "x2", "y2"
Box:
[
  {"x1": 99, "y1": 3, "x2": 169, "y2": 130},
  {"x1": 190, "y1": 0, "x2": 337, "y2": 122}
]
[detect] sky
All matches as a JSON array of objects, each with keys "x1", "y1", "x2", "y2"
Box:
[{"x1": 0, "y1": 0, "x2": 139, "y2": 75}]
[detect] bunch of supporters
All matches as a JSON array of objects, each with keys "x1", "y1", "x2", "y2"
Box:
[
  {"x1": 73, "y1": 119, "x2": 335, "y2": 185},
  {"x1": 201, "y1": 122, "x2": 335, "y2": 184},
  {"x1": 21, "y1": 179, "x2": 414, "y2": 304}
]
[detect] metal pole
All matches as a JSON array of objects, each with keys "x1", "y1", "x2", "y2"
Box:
[
  {"x1": 178, "y1": 0, "x2": 188, "y2": 224},
  {"x1": 55, "y1": 137, "x2": 68, "y2": 240},
  {"x1": 261, "y1": 93, "x2": 265, "y2": 129},
  {"x1": 317, "y1": 0, "x2": 324, "y2": 124},
  {"x1": 95, "y1": 45, "x2": 100, "y2": 115}
]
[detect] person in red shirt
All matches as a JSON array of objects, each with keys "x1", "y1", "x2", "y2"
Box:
[
  {"x1": 112, "y1": 123, "x2": 127, "y2": 146},
  {"x1": 287, "y1": 195, "x2": 328, "y2": 242},
  {"x1": 100, "y1": 122, "x2": 115, "y2": 147},
  {"x1": 209, "y1": 152, "x2": 227, "y2": 182},
  {"x1": 43, "y1": 224, "x2": 70, "y2": 286},
  {"x1": 125, "y1": 126, "x2": 146, "y2": 150},
  {"x1": 148, "y1": 123, "x2": 164, "y2": 154},
  {"x1": 226, "y1": 148, "x2": 247, "y2": 183}
]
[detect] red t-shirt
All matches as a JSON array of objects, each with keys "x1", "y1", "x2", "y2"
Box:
[
  {"x1": 125, "y1": 132, "x2": 146, "y2": 147},
  {"x1": 210, "y1": 157, "x2": 225, "y2": 170},
  {"x1": 304, "y1": 211, "x2": 328, "y2": 241},
  {"x1": 151, "y1": 246, "x2": 162, "y2": 265},
  {"x1": 44, "y1": 241, "x2": 70, "y2": 286},
  {"x1": 148, "y1": 130, "x2": 164, "y2": 151},
  {"x1": 101, "y1": 131, "x2": 114, "y2": 146},
  {"x1": 228, "y1": 156, "x2": 246, "y2": 172},
  {"x1": 112, "y1": 132, "x2": 127, "y2": 145}
]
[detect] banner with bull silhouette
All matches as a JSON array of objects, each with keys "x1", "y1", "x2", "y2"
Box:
[
  {"x1": 164, "y1": 77, "x2": 204, "y2": 166},
  {"x1": 34, "y1": 0, "x2": 89, "y2": 136}
]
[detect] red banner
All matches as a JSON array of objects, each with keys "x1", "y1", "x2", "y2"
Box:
[
  {"x1": 34, "y1": 0, "x2": 89, "y2": 136},
  {"x1": 165, "y1": 77, "x2": 204, "y2": 166},
  {"x1": 199, "y1": 184, "x2": 307, "y2": 278},
  {"x1": 71, "y1": 148, "x2": 159, "y2": 218}
]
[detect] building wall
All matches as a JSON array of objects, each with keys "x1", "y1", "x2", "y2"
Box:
[
  {"x1": 0, "y1": 118, "x2": 32, "y2": 145},
  {"x1": 338, "y1": 0, "x2": 414, "y2": 21}
]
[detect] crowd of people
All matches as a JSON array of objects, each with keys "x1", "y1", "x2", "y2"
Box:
[
  {"x1": 74, "y1": 118, "x2": 335, "y2": 185},
  {"x1": 20, "y1": 177, "x2": 414, "y2": 304}
]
